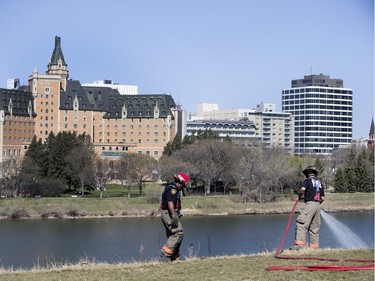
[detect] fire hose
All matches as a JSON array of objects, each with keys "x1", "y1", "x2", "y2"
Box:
[{"x1": 265, "y1": 198, "x2": 375, "y2": 271}]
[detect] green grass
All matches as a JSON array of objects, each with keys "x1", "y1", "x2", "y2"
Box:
[
  {"x1": 0, "y1": 188, "x2": 373, "y2": 219},
  {"x1": 1, "y1": 249, "x2": 373, "y2": 281}
]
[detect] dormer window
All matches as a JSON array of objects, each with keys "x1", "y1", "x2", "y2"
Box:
[{"x1": 73, "y1": 96, "x2": 79, "y2": 112}]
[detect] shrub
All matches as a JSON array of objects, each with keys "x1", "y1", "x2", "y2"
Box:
[
  {"x1": 66, "y1": 208, "x2": 82, "y2": 217},
  {"x1": 9, "y1": 208, "x2": 29, "y2": 219}
]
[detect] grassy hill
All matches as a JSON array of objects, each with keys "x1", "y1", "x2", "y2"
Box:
[
  {"x1": 1, "y1": 249, "x2": 373, "y2": 281},
  {"x1": 0, "y1": 186, "x2": 373, "y2": 219}
]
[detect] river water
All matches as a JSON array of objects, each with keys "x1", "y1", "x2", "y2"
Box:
[{"x1": 0, "y1": 211, "x2": 373, "y2": 269}]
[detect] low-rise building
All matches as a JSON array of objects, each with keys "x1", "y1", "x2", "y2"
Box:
[
  {"x1": 189, "y1": 102, "x2": 293, "y2": 150},
  {"x1": 186, "y1": 117, "x2": 260, "y2": 146}
]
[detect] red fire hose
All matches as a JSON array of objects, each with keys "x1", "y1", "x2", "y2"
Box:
[{"x1": 265, "y1": 198, "x2": 375, "y2": 271}]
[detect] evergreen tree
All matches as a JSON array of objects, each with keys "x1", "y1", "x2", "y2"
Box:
[
  {"x1": 162, "y1": 135, "x2": 182, "y2": 156},
  {"x1": 368, "y1": 149, "x2": 375, "y2": 192},
  {"x1": 344, "y1": 149, "x2": 357, "y2": 192},
  {"x1": 333, "y1": 167, "x2": 346, "y2": 192},
  {"x1": 355, "y1": 149, "x2": 371, "y2": 192},
  {"x1": 314, "y1": 158, "x2": 324, "y2": 179},
  {"x1": 182, "y1": 134, "x2": 196, "y2": 147},
  {"x1": 22, "y1": 136, "x2": 46, "y2": 179}
]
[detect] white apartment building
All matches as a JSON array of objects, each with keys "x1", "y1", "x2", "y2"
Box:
[
  {"x1": 188, "y1": 102, "x2": 293, "y2": 150},
  {"x1": 282, "y1": 74, "x2": 352, "y2": 156},
  {"x1": 252, "y1": 103, "x2": 294, "y2": 150},
  {"x1": 195, "y1": 103, "x2": 256, "y2": 121},
  {"x1": 82, "y1": 80, "x2": 138, "y2": 95}
]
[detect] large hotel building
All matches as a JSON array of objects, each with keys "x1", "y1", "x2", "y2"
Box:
[
  {"x1": 0, "y1": 36, "x2": 182, "y2": 162},
  {"x1": 282, "y1": 74, "x2": 353, "y2": 156}
]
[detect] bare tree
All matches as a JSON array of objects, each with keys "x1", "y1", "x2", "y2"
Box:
[
  {"x1": 65, "y1": 142, "x2": 96, "y2": 196},
  {"x1": 115, "y1": 157, "x2": 138, "y2": 198},
  {"x1": 95, "y1": 159, "x2": 114, "y2": 199},
  {"x1": 0, "y1": 156, "x2": 22, "y2": 197},
  {"x1": 176, "y1": 140, "x2": 221, "y2": 195},
  {"x1": 158, "y1": 155, "x2": 194, "y2": 183},
  {"x1": 234, "y1": 147, "x2": 261, "y2": 203},
  {"x1": 263, "y1": 148, "x2": 294, "y2": 195},
  {"x1": 210, "y1": 140, "x2": 242, "y2": 194},
  {"x1": 118, "y1": 154, "x2": 158, "y2": 195}
]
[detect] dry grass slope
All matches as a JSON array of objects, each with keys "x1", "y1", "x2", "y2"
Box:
[{"x1": 1, "y1": 249, "x2": 373, "y2": 281}]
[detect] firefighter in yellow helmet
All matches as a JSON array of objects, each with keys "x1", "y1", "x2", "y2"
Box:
[
  {"x1": 292, "y1": 166, "x2": 325, "y2": 250},
  {"x1": 159, "y1": 173, "x2": 190, "y2": 261}
]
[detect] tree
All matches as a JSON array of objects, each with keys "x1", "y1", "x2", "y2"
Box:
[
  {"x1": 368, "y1": 149, "x2": 374, "y2": 192},
  {"x1": 314, "y1": 158, "x2": 325, "y2": 180},
  {"x1": 344, "y1": 149, "x2": 357, "y2": 193},
  {"x1": 212, "y1": 140, "x2": 240, "y2": 194},
  {"x1": 0, "y1": 156, "x2": 22, "y2": 197},
  {"x1": 163, "y1": 135, "x2": 182, "y2": 156},
  {"x1": 119, "y1": 154, "x2": 158, "y2": 195},
  {"x1": 64, "y1": 134, "x2": 96, "y2": 196},
  {"x1": 116, "y1": 157, "x2": 138, "y2": 198},
  {"x1": 21, "y1": 135, "x2": 46, "y2": 179},
  {"x1": 47, "y1": 131, "x2": 82, "y2": 184},
  {"x1": 331, "y1": 145, "x2": 374, "y2": 193},
  {"x1": 159, "y1": 156, "x2": 194, "y2": 184},
  {"x1": 333, "y1": 167, "x2": 346, "y2": 192},
  {"x1": 174, "y1": 139, "x2": 222, "y2": 195},
  {"x1": 354, "y1": 149, "x2": 374, "y2": 192},
  {"x1": 181, "y1": 129, "x2": 220, "y2": 148}
]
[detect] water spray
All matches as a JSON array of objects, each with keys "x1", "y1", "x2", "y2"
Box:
[
  {"x1": 321, "y1": 210, "x2": 368, "y2": 248},
  {"x1": 265, "y1": 198, "x2": 375, "y2": 271}
]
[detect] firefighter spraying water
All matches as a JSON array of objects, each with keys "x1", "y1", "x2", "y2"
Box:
[
  {"x1": 291, "y1": 166, "x2": 325, "y2": 250},
  {"x1": 265, "y1": 165, "x2": 374, "y2": 272}
]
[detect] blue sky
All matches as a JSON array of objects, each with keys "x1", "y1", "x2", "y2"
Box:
[{"x1": 0, "y1": 0, "x2": 373, "y2": 139}]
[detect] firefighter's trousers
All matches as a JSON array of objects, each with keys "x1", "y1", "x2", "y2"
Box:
[
  {"x1": 160, "y1": 210, "x2": 184, "y2": 257},
  {"x1": 295, "y1": 201, "x2": 321, "y2": 248}
]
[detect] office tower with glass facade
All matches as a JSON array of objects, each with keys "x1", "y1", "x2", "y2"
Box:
[{"x1": 282, "y1": 74, "x2": 352, "y2": 156}]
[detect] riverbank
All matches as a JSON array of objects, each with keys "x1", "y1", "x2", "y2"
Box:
[
  {"x1": 0, "y1": 192, "x2": 373, "y2": 220},
  {"x1": 1, "y1": 249, "x2": 374, "y2": 281}
]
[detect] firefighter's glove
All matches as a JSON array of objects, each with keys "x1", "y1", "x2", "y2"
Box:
[{"x1": 171, "y1": 213, "x2": 179, "y2": 228}]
